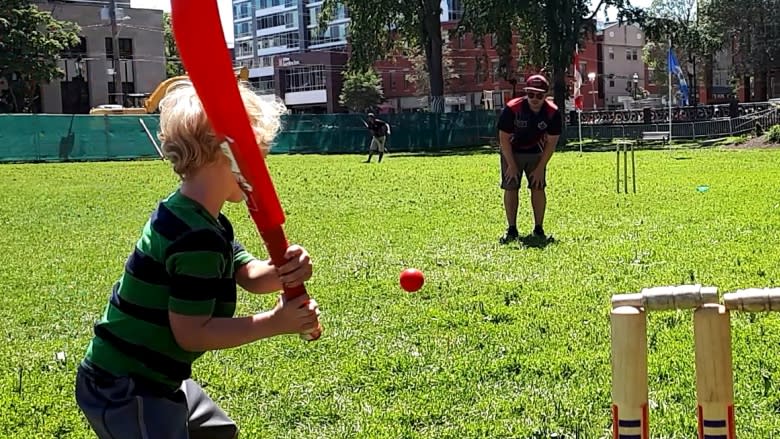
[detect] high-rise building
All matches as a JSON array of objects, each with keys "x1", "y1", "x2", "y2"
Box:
[{"x1": 232, "y1": 0, "x2": 349, "y2": 113}]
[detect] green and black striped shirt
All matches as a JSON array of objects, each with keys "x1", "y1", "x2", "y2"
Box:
[{"x1": 83, "y1": 189, "x2": 255, "y2": 390}]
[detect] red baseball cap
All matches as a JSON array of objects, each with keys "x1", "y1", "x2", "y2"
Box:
[{"x1": 524, "y1": 74, "x2": 549, "y2": 93}]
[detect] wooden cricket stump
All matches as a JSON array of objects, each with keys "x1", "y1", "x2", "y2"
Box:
[
  {"x1": 610, "y1": 284, "x2": 724, "y2": 439},
  {"x1": 610, "y1": 305, "x2": 649, "y2": 439},
  {"x1": 693, "y1": 303, "x2": 736, "y2": 439}
]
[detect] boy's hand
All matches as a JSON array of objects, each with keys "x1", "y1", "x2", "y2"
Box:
[
  {"x1": 270, "y1": 294, "x2": 320, "y2": 335},
  {"x1": 275, "y1": 244, "x2": 312, "y2": 288}
]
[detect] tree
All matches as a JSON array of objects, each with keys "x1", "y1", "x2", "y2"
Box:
[
  {"x1": 339, "y1": 68, "x2": 385, "y2": 112},
  {"x1": 457, "y1": 0, "x2": 524, "y2": 84},
  {"x1": 702, "y1": 0, "x2": 780, "y2": 101},
  {"x1": 320, "y1": 0, "x2": 447, "y2": 112},
  {"x1": 640, "y1": 0, "x2": 723, "y2": 105},
  {"x1": 459, "y1": 0, "x2": 643, "y2": 124},
  {"x1": 404, "y1": 30, "x2": 460, "y2": 98},
  {"x1": 163, "y1": 12, "x2": 185, "y2": 78},
  {"x1": 0, "y1": 0, "x2": 80, "y2": 112}
]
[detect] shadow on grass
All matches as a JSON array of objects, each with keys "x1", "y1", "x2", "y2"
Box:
[
  {"x1": 497, "y1": 234, "x2": 557, "y2": 249},
  {"x1": 518, "y1": 234, "x2": 557, "y2": 249}
]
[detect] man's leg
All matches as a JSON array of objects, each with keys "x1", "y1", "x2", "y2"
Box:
[
  {"x1": 526, "y1": 153, "x2": 547, "y2": 237},
  {"x1": 377, "y1": 137, "x2": 386, "y2": 163},
  {"x1": 183, "y1": 379, "x2": 239, "y2": 439},
  {"x1": 499, "y1": 153, "x2": 521, "y2": 243},
  {"x1": 531, "y1": 188, "x2": 546, "y2": 236},
  {"x1": 366, "y1": 137, "x2": 378, "y2": 163}
]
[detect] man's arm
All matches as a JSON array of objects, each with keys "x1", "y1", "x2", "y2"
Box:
[
  {"x1": 538, "y1": 110, "x2": 563, "y2": 168},
  {"x1": 497, "y1": 107, "x2": 516, "y2": 167}
]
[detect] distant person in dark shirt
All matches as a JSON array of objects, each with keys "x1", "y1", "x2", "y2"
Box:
[
  {"x1": 364, "y1": 113, "x2": 390, "y2": 163},
  {"x1": 495, "y1": 74, "x2": 562, "y2": 243}
]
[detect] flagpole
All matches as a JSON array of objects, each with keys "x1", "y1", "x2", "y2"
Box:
[
  {"x1": 668, "y1": 37, "x2": 673, "y2": 142},
  {"x1": 578, "y1": 109, "x2": 583, "y2": 154}
]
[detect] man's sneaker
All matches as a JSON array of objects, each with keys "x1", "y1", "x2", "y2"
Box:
[
  {"x1": 499, "y1": 228, "x2": 519, "y2": 244},
  {"x1": 533, "y1": 225, "x2": 546, "y2": 238}
]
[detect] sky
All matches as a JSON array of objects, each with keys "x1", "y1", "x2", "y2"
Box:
[
  {"x1": 129, "y1": 0, "x2": 654, "y2": 48},
  {"x1": 130, "y1": 0, "x2": 235, "y2": 46}
]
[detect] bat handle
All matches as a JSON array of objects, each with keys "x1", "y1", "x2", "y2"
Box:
[{"x1": 260, "y1": 225, "x2": 321, "y2": 341}]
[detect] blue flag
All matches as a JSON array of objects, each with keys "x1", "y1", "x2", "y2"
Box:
[{"x1": 668, "y1": 48, "x2": 689, "y2": 106}]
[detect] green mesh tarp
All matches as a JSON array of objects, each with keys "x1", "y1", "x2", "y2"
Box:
[
  {"x1": 0, "y1": 114, "x2": 162, "y2": 162},
  {"x1": 0, "y1": 111, "x2": 500, "y2": 162}
]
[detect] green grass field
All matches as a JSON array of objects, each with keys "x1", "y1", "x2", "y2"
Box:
[{"x1": 1, "y1": 147, "x2": 780, "y2": 438}]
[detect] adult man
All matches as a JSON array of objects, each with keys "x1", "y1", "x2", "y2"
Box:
[
  {"x1": 496, "y1": 74, "x2": 562, "y2": 244},
  {"x1": 364, "y1": 113, "x2": 390, "y2": 163}
]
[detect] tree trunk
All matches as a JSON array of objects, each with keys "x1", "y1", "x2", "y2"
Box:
[
  {"x1": 754, "y1": 70, "x2": 768, "y2": 101},
  {"x1": 423, "y1": 8, "x2": 444, "y2": 113}
]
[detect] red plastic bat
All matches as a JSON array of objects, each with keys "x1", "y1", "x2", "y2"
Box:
[{"x1": 170, "y1": 0, "x2": 320, "y2": 340}]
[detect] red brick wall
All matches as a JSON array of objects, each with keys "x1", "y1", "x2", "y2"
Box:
[{"x1": 374, "y1": 24, "x2": 525, "y2": 100}]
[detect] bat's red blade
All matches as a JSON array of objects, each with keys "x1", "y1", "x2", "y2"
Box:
[
  {"x1": 171, "y1": 0, "x2": 320, "y2": 344},
  {"x1": 170, "y1": 0, "x2": 283, "y2": 232}
]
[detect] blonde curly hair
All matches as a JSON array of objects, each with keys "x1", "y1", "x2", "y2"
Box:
[{"x1": 157, "y1": 80, "x2": 287, "y2": 179}]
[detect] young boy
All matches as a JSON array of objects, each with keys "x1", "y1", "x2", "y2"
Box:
[{"x1": 75, "y1": 80, "x2": 320, "y2": 439}]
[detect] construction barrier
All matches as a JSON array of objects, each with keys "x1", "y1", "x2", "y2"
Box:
[{"x1": 0, "y1": 111, "x2": 500, "y2": 162}]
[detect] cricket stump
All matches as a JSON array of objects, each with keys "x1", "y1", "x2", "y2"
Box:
[
  {"x1": 694, "y1": 303, "x2": 736, "y2": 439},
  {"x1": 611, "y1": 306, "x2": 649, "y2": 439}
]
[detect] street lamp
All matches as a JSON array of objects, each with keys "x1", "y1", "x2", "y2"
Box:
[
  {"x1": 587, "y1": 72, "x2": 596, "y2": 110},
  {"x1": 632, "y1": 73, "x2": 639, "y2": 100}
]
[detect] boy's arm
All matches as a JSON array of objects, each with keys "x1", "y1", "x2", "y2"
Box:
[
  {"x1": 166, "y1": 231, "x2": 317, "y2": 352},
  {"x1": 233, "y1": 241, "x2": 311, "y2": 294}
]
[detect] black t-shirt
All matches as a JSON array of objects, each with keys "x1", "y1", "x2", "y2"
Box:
[
  {"x1": 497, "y1": 98, "x2": 562, "y2": 153},
  {"x1": 367, "y1": 119, "x2": 388, "y2": 137}
]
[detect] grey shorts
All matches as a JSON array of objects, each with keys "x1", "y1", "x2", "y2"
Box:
[
  {"x1": 499, "y1": 151, "x2": 546, "y2": 190},
  {"x1": 75, "y1": 363, "x2": 237, "y2": 439}
]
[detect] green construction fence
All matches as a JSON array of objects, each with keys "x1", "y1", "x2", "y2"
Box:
[{"x1": 0, "y1": 111, "x2": 501, "y2": 163}]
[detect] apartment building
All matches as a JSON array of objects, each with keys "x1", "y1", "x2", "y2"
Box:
[
  {"x1": 598, "y1": 22, "x2": 646, "y2": 109},
  {"x1": 232, "y1": 0, "x2": 349, "y2": 112},
  {"x1": 28, "y1": 0, "x2": 164, "y2": 114}
]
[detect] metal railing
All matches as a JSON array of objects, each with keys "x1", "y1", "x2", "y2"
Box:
[{"x1": 566, "y1": 106, "x2": 780, "y2": 141}]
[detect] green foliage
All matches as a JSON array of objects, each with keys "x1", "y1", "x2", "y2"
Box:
[
  {"x1": 339, "y1": 68, "x2": 385, "y2": 112},
  {"x1": 767, "y1": 124, "x2": 780, "y2": 143},
  {"x1": 320, "y1": 0, "x2": 447, "y2": 111},
  {"x1": 2, "y1": 150, "x2": 780, "y2": 437},
  {"x1": 702, "y1": 0, "x2": 780, "y2": 100},
  {"x1": 163, "y1": 13, "x2": 185, "y2": 78},
  {"x1": 459, "y1": 0, "x2": 644, "y2": 125},
  {"x1": 0, "y1": 0, "x2": 80, "y2": 112},
  {"x1": 403, "y1": 31, "x2": 460, "y2": 97}
]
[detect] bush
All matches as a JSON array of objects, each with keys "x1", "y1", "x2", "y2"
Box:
[{"x1": 767, "y1": 124, "x2": 780, "y2": 143}]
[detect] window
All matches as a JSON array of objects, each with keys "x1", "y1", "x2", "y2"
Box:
[
  {"x1": 609, "y1": 79, "x2": 615, "y2": 87},
  {"x1": 608, "y1": 47, "x2": 614, "y2": 60},
  {"x1": 258, "y1": 31, "x2": 299, "y2": 50},
  {"x1": 236, "y1": 41, "x2": 254, "y2": 57},
  {"x1": 626, "y1": 49, "x2": 631, "y2": 60},
  {"x1": 255, "y1": 0, "x2": 295, "y2": 8},
  {"x1": 447, "y1": 0, "x2": 463, "y2": 21},
  {"x1": 491, "y1": 59, "x2": 500, "y2": 80},
  {"x1": 63, "y1": 37, "x2": 87, "y2": 58},
  {"x1": 234, "y1": 22, "x2": 251, "y2": 38},
  {"x1": 631, "y1": 49, "x2": 638, "y2": 60},
  {"x1": 257, "y1": 11, "x2": 298, "y2": 30},
  {"x1": 308, "y1": 23, "x2": 347, "y2": 46},
  {"x1": 233, "y1": 2, "x2": 251, "y2": 19},
  {"x1": 285, "y1": 65, "x2": 326, "y2": 92},
  {"x1": 474, "y1": 57, "x2": 484, "y2": 83},
  {"x1": 105, "y1": 37, "x2": 133, "y2": 58}
]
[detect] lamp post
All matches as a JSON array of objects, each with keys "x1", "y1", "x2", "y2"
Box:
[
  {"x1": 632, "y1": 73, "x2": 639, "y2": 100},
  {"x1": 588, "y1": 72, "x2": 596, "y2": 110}
]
